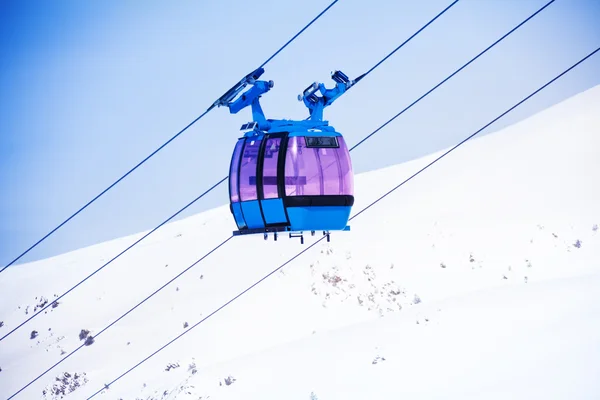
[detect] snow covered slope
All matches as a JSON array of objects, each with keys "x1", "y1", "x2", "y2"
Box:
[{"x1": 1, "y1": 84, "x2": 599, "y2": 399}]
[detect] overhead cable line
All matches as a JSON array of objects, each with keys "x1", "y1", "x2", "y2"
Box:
[
  {"x1": 84, "y1": 45, "x2": 600, "y2": 400},
  {"x1": 6, "y1": 236, "x2": 234, "y2": 400},
  {"x1": 351, "y1": 0, "x2": 460, "y2": 85},
  {"x1": 349, "y1": 0, "x2": 555, "y2": 151},
  {"x1": 351, "y1": 48, "x2": 600, "y2": 219},
  {"x1": 0, "y1": 178, "x2": 227, "y2": 342},
  {"x1": 258, "y1": 0, "x2": 340, "y2": 69},
  {"x1": 1, "y1": 0, "x2": 460, "y2": 342},
  {"x1": 0, "y1": 0, "x2": 340, "y2": 273}
]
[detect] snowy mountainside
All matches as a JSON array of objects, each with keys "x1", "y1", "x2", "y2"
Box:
[{"x1": 0, "y1": 84, "x2": 599, "y2": 399}]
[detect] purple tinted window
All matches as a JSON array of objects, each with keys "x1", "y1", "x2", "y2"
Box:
[
  {"x1": 262, "y1": 137, "x2": 281, "y2": 199},
  {"x1": 239, "y1": 138, "x2": 262, "y2": 201},
  {"x1": 338, "y1": 138, "x2": 354, "y2": 194},
  {"x1": 229, "y1": 139, "x2": 244, "y2": 203},
  {"x1": 284, "y1": 136, "x2": 353, "y2": 196}
]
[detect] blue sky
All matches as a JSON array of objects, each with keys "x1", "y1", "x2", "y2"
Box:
[{"x1": 1, "y1": 0, "x2": 599, "y2": 266}]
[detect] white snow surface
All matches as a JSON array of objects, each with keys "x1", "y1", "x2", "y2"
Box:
[{"x1": 1, "y1": 85, "x2": 600, "y2": 399}]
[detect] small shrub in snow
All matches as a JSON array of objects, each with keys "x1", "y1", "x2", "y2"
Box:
[
  {"x1": 183, "y1": 322, "x2": 189, "y2": 329},
  {"x1": 34, "y1": 297, "x2": 49, "y2": 312},
  {"x1": 188, "y1": 361, "x2": 197, "y2": 375},
  {"x1": 79, "y1": 329, "x2": 90, "y2": 341},
  {"x1": 0, "y1": 321, "x2": 4, "y2": 328},
  {"x1": 84, "y1": 336, "x2": 95, "y2": 346},
  {"x1": 165, "y1": 363, "x2": 180, "y2": 372},
  {"x1": 593, "y1": 224, "x2": 598, "y2": 232},
  {"x1": 321, "y1": 247, "x2": 334, "y2": 255},
  {"x1": 51, "y1": 301, "x2": 59, "y2": 309},
  {"x1": 573, "y1": 239, "x2": 582, "y2": 248},
  {"x1": 440, "y1": 262, "x2": 446, "y2": 269},
  {"x1": 322, "y1": 272, "x2": 342, "y2": 286},
  {"x1": 42, "y1": 372, "x2": 88, "y2": 399},
  {"x1": 356, "y1": 295, "x2": 364, "y2": 306},
  {"x1": 224, "y1": 375, "x2": 236, "y2": 386},
  {"x1": 413, "y1": 294, "x2": 421, "y2": 304},
  {"x1": 31, "y1": 330, "x2": 39, "y2": 339},
  {"x1": 310, "y1": 392, "x2": 319, "y2": 400},
  {"x1": 372, "y1": 355, "x2": 386, "y2": 364}
]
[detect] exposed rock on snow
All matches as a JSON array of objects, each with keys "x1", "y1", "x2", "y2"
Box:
[{"x1": 42, "y1": 372, "x2": 89, "y2": 400}]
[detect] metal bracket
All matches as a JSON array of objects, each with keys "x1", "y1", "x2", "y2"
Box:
[
  {"x1": 213, "y1": 67, "x2": 266, "y2": 109},
  {"x1": 263, "y1": 231, "x2": 279, "y2": 241},
  {"x1": 298, "y1": 70, "x2": 356, "y2": 121},
  {"x1": 289, "y1": 232, "x2": 304, "y2": 245}
]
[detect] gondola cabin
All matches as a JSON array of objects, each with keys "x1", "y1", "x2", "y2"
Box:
[
  {"x1": 216, "y1": 68, "x2": 357, "y2": 242},
  {"x1": 229, "y1": 127, "x2": 354, "y2": 235}
]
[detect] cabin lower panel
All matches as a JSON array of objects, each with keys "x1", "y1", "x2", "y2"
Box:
[
  {"x1": 260, "y1": 198, "x2": 288, "y2": 225},
  {"x1": 231, "y1": 202, "x2": 246, "y2": 230},
  {"x1": 232, "y1": 202, "x2": 352, "y2": 235},
  {"x1": 287, "y1": 206, "x2": 351, "y2": 231},
  {"x1": 240, "y1": 200, "x2": 265, "y2": 229}
]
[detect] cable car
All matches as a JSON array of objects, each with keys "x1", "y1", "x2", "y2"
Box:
[{"x1": 215, "y1": 68, "x2": 357, "y2": 243}]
